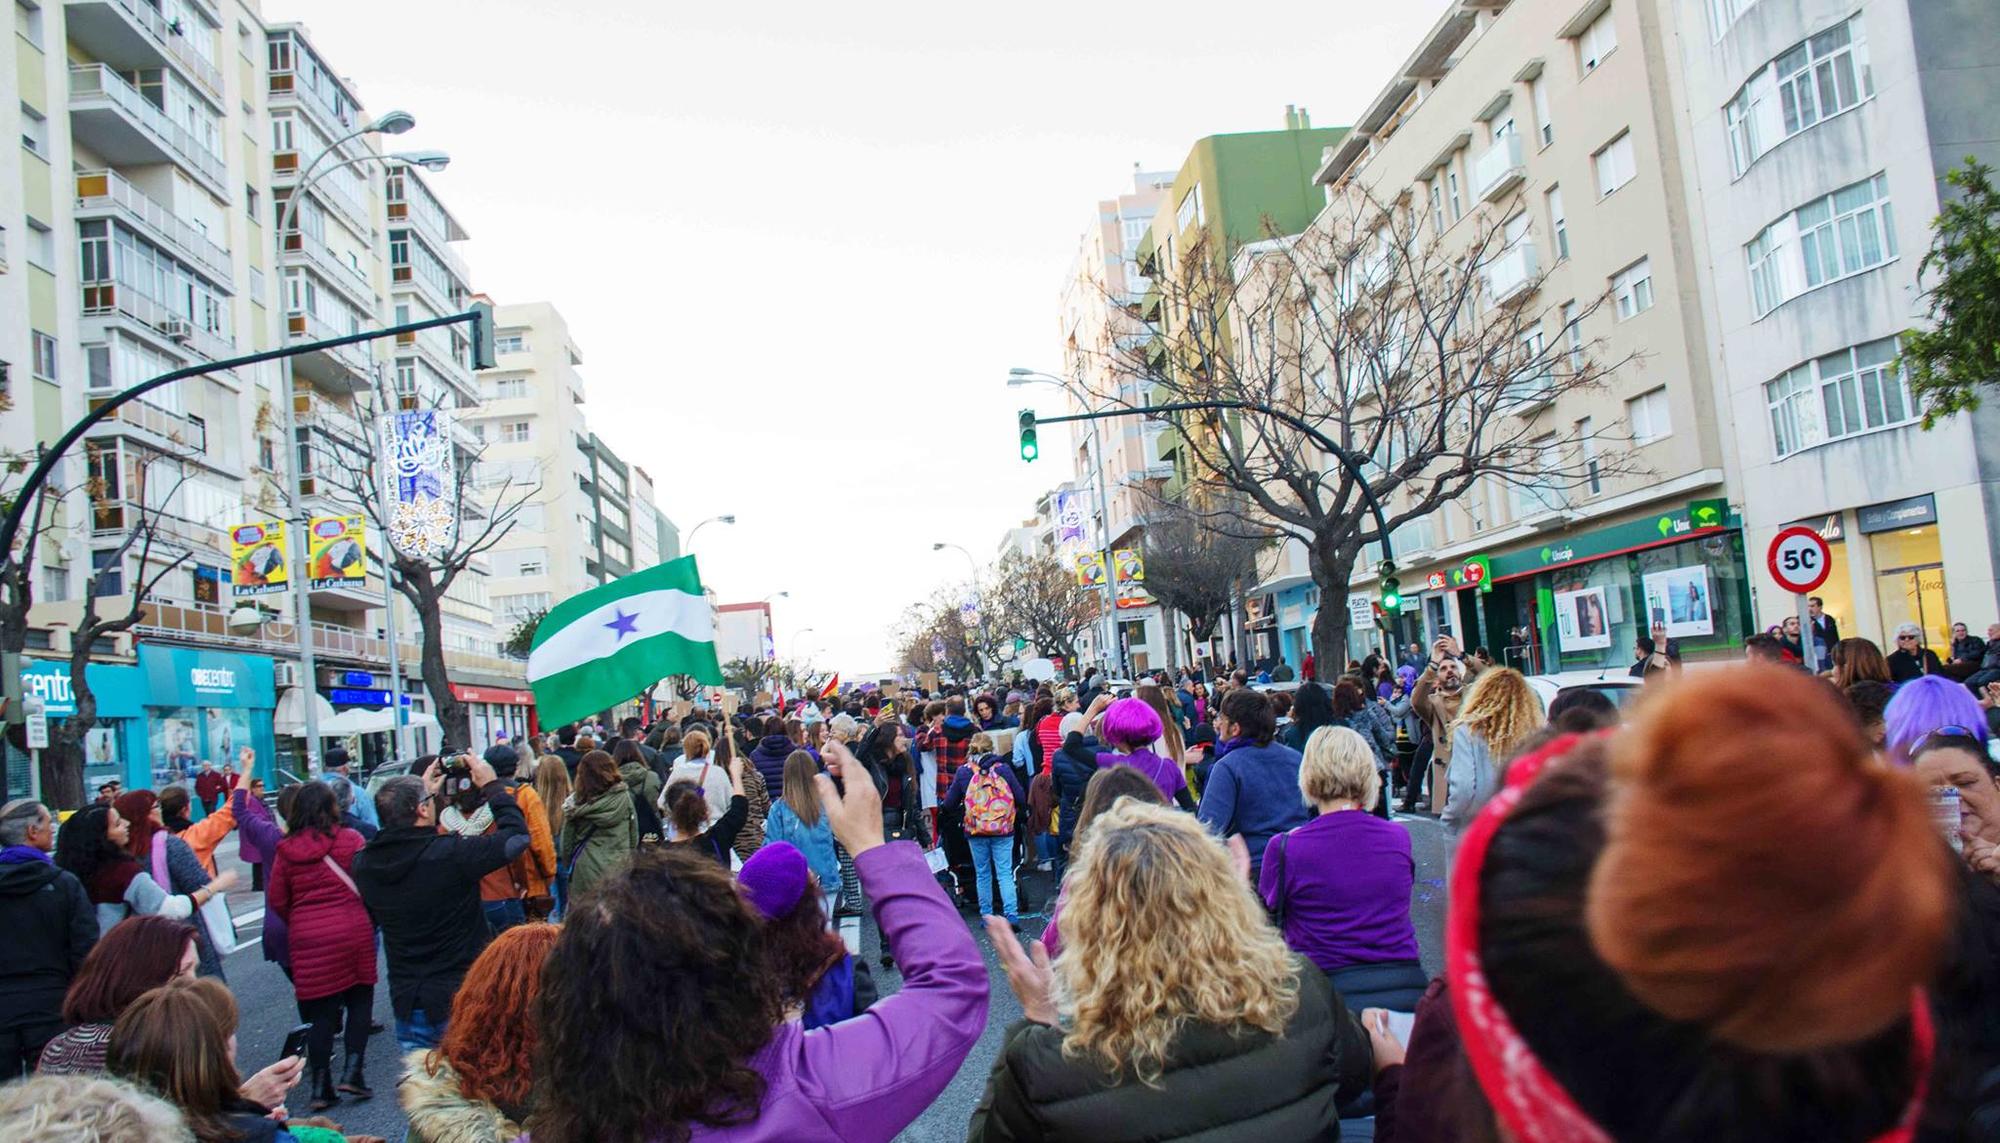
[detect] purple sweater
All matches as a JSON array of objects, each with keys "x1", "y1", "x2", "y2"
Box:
[
  {"x1": 528, "y1": 841, "x2": 987, "y2": 1143},
  {"x1": 1259, "y1": 810, "x2": 1419, "y2": 974},
  {"x1": 1095, "y1": 747, "x2": 1188, "y2": 803},
  {"x1": 231, "y1": 788, "x2": 289, "y2": 968}
]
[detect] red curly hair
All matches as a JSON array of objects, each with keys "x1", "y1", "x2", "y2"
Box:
[{"x1": 432, "y1": 922, "x2": 559, "y2": 1110}]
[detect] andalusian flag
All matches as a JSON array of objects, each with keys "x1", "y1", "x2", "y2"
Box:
[{"x1": 527, "y1": 556, "x2": 724, "y2": 726}]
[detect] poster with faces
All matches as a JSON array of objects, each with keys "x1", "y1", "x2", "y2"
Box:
[
  {"x1": 1554, "y1": 587, "x2": 1613, "y2": 651},
  {"x1": 1642, "y1": 566, "x2": 1714, "y2": 639}
]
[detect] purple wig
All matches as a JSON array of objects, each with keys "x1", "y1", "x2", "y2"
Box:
[
  {"x1": 1101, "y1": 696, "x2": 1164, "y2": 751},
  {"x1": 1883, "y1": 674, "x2": 1988, "y2": 767}
]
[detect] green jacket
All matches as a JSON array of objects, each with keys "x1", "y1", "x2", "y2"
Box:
[
  {"x1": 559, "y1": 785, "x2": 636, "y2": 905},
  {"x1": 619, "y1": 759, "x2": 662, "y2": 812}
]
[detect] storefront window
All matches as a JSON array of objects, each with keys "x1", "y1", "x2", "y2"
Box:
[
  {"x1": 150, "y1": 707, "x2": 200, "y2": 789},
  {"x1": 1871, "y1": 524, "x2": 1948, "y2": 648},
  {"x1": 1520, "y1": 531, "x2": 1752, "y2": 674}
]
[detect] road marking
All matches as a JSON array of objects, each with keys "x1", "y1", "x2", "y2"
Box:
[{"x1": 231, "y1": 908, "x2": 264, "y2": 926}]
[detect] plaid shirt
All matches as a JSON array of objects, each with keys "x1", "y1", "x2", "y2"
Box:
[{"x1": 918, "y1": 724, "x2": 975, "y2": 802}]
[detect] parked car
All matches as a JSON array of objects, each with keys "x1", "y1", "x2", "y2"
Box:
[{"x1": 1523, "y1": 671, "x2": 1643, "y2": 714}]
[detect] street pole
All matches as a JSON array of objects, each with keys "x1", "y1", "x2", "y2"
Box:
[{"x1": 1084, "y1": 412, "x2": 1118, "y2": 678}]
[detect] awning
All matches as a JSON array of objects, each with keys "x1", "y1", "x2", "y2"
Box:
[
  {"x1": 273, "y1": 688, "x2": 336, "y2": 735},
  {"x1": 321, "y1": 707, "x2": 441, "y2": 736}
]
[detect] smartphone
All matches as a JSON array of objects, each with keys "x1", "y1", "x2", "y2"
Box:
[{"x1": 279, "y1": 1023, "x2": 312, "y2": 1061}]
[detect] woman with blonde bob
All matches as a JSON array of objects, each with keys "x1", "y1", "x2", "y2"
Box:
[
  {"x1": 969, "y1": 800, "x2": 1373, "y2": 1140},
  {"x1": 1440, "y1": 666, "x2": 1543, "y2": 848}
]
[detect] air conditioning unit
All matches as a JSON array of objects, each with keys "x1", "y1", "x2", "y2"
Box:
[
  {"x1": 273, "y1": 662, "x2": 301, "y2": 688},
  {"x1": 158, "y1": 317, "x2": 194, "y2": 343}
]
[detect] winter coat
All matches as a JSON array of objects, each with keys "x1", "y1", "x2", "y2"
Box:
[
  {"x1": 619, "y1": 759, "x2": 663, "y2": 817},
  {"x1": 559, "y1": 785, "x2": 637, "y2": 905},
  {"x1": 666, "y1": 757, "x2": 734, "y2": 827},
  {"x1": 232, "y1": 787, "x2": 289, "y2": 968},
  {"x1": 763, "y1": 801, "x2": 840, "y2": 891},
  {"x1": 266, "y1": 827, "x2": 376, "y2": 1002},
  {"x1": 734, "y1": 766, "x2": 770, "y2": 862},
  {"x1": 511, "y1": 782, "x2": 557, "y2": 899},
  {"x1": 672, "y1": 795, "x2": 749, "y2": 868},
  {"x1": 749, "y1": 735, "x2": 798, "y2": 791},
  {"x1": 400, "y1": 1051, "x2": 526, "y2": 1142},
  {"x1": 1194, "y1": 738, "x2": 1310, "y2": 884},
  {"x1": 967, "y1": 959, "x2": 1372, "y2": 1141},
  {"x1": 1440, "y1": 726, "x2": 1499, "y2": 845},
  {"x1": 1409, "y1": 666, "x2": 1466, "y2": 767},
  {"x1": 352, "y1": 783, "x2": 529, "y2": 1022},
  {"x1": 943, "y1": 755, "x2": 1028, "y2": 832},
  {"x1": 1050, "y1": 735, "x2": 1098, "y2": 842},
  {"x1": 0, "y1": 849, "x2": 96, "y2": 1037},
  {"x1": 1338, "y1": 704, "x2": 1396, "y2": 769},
  {"x1": 148, "y1": 832, "x2": 223, "y2": 979},
  {"x1": 172, "y1": 801, "x2": 236, "y2": 876},
  {"x1": 440, "y1": 804, "x2": 527, "y2": 906},
  {"x1": 562, "y1": 841, "x2": 984, "y2": 1142},
  {"x1": 858, "y1": 744, "x2": 927, "y2": 847},
  {"x1": 194, "y1": 769, "x2": 229, "y2": 809}
]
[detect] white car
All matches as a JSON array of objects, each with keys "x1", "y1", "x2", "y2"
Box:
[{"x1": 1522, "y1": 670, "x2": 1644, "y2": 712}]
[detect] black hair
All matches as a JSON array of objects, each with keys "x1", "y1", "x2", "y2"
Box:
[
  {"x1": 1219, "y1": 687, "x2": 1276, "y2": 746},
  {"x1": 1546, "y1": 688, "x2": 1619, "y2": 734},
  {"x1": 288, "y1": 780, "x2": 343, "y2": 835},
  {"x1": 1635, "y1": 635, "x2": 1657, "y2": 655},
  {"x1": 1843, "y1": 681, "x2": 1894, "y2": 732},
  {"x1": 375, "y1": 775, "x2": 427, "y2": 831},
  {"x1": 53, "y1": 804, "x2": 125, "y2": 884}
]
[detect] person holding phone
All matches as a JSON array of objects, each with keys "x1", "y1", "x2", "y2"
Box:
[
  {"x1": 266, "y1": 782, "x2": 375, "y2": 1110},
  {"x1": 352, "y1": 754, "x2": 527, "y2": 1053}
]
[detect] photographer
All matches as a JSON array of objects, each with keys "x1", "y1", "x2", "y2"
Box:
[{"x1": 352, "y1": 754, "x2": 529, "y2": 1052}]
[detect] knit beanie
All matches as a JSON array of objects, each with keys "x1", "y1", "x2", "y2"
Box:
[{"x1": 738, "y1": 841, "x2": 809, "y2": 919}]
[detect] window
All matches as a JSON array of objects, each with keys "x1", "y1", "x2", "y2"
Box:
[
  {"x1": 1121, "y1": 216, "x2": 1147, "y2": 244},
  {"x1": 1627, "y1": 386, "x2": 1670, "y2": 443},
  {"x1": 489, "y1": 375, "x2": 527, "y2": 400},
  {"x1": 1727, "y1": 16, "x2": 1871, "y2": 175},
  {"x1": 1310, "y1": 367, "x2": 1330, "y2": 397},
  {"x1": 90, "y1": 549, "x2": 123, "y2": 597},
  {"x1": 1530, "y1": 77, "x2": 1553, "y2": 147},
  {"x1": 1545, "y1": 186, "x2": 1569, "y2": 260},
  {"x1": 494, "y1": 331, "x2": 527, "y2": 355},
  {"x1": 469, "y1": 421, "x2": 486, "y2": 443},
  {"x1": 499, "y1": 420, "x2": 531, "y2": 444},
  {"x1": 1447, "y1": 167, "x2": 1463, "y2": 221},
  {"x1": 1765, "y1": 335, "x2": 1913, "y2": 457},
  {"x1": 1593, "y1": 131, "x2": 1636, "y2": 198},
  {"x1": 20, "y1": 104, "x2": 47, "y2": 157},
  {"x1": 25, "y1": 218, "x2": 53, "y2": 270},
  {"x1": 258, "y1": 435, "x2": 275, "y2": 470},
  {"x1": 245, "y1": 185, "x2": 260, "y2": 219},
  {"x1": 1175, "y1": 183, "x2": 1204, "y2": 231},
  {"x1": 1746, "y1": 173, "x2": 1896, "y2": 316},
  {"x1": 1612, "y1": 258, "x2": 1654, "y2": 320},
  {"x1": 1578, "y1": 8, "x2": 1618, "y2": 73},
  {"x1": 270, "y1": 115, "x2": 294, "y2": 154},
  {"x1": 509, "y1": 548, "x2": 547, "y2": 577},
  {"x1": 1562, "y1": 301, "x2": 1583, "y2": 374},
  {"x1": 1707, "y1": 0, "x2": 1758, "y2": 40},
  {"x1": 1509, "y1": 434, "x2": 1564, "y2": 519},
  {"x1": 40, "y1": 565, "x2": 68, "y2": 603},
  {"x1": 394, "y1": 360, "x2": 417, "y2": 396},
  {"x1": 1428, "y1": 181, "x2": 1445, "y2": 237},
  {"x1": 16, "y1": 1, "x2": 43, "y2": 49},
  {"x1": 1577, "y1": 417, "x2": 1602, "y2": 493},
  {"x1": 1506, "y1": 328, "x2": 1552, "y2": 406},
  {"x1": 496, "y1": 591, "x2": 552, "y2": 620},
  {"x1": 31, "y1": 330, "x2": 55, "y2": 380}
]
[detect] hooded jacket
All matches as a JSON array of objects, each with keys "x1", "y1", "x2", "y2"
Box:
[
  {"x1": 619, "y1": 758, "x2": 663, "y2": 814},
  {"x1": 400, "y1": 1051, "x2": 526, "y2": 1143},
  {"x1": 266, "y1": 827, "x2": 375, "y2": 1002},
  {"x1": 1051, "y1": 734, "x2": 1099, "y2": 840},
  {"x1": 351, "y1": 783, "x2": 528, "y2": 1022},
  {"x1": 0, "y1": 848, "x2": 95, "y2": 1036},
  {"x1": 559, "y1": 785, "x2": 636, "y2": 905},
  {"x1": 750, "y1": 735, "x2": 799, "y2": 791}
]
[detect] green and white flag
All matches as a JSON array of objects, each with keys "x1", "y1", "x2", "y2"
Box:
[{"x1": 526, "y1": 556, "x2": 723, "y2": 726}]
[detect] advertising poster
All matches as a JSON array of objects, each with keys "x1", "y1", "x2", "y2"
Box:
[
  {"x1": 230, "y1": 521, "x2": 289, "y2": 597},
  {"x1": 1113, "y1": 548, "x2": 1153, "y2": 610},
  {"x1": 380, "y1": 410, "x2": 459, "y2": 559},
  {"x1": 1055, "y1": 490, "x2": 1086, "y2": 547},
  {"x1": 1554, "y1": 586, "x2": 1613, "y2": 651},
  {"x1": 206, "y1": 708, "x2": 250, "y2": 770},
  {"x1": 1643, "y1": 565, "x2": 1714, "y2": 638},
  {"x1": 152, "y1": 713, "x2": 198, "y2": 787},
  {"x1": 1075, "y1": 552, "x2": 1107, "y2": 587},
  {"x1": 84, "y1": 726, "x2": 120, "y2": 786},
  {"x1": 308, "y1": 515, "x2": 368, "y2": 590}
]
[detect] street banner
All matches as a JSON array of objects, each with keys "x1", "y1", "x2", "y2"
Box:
[
  {"x1": 229, "y1": 521, "x2": 289, "y2": 597},
  {"x1": 526, "y1": 556, "x2": 725, "y2": 728},
  {"x1": 379, "y1": 410, "x2": 458, "y2": 559},
  {"x1": 307, "y1": 515, "x2": 368, "y2": 590},
  {"x1": 1056, "y1": 490, "x2": 1086, "y2": 547},
  {"x1": 1075, "y1": 552, "x2": 1107, "y2": 587},
  {"x1": 1114, "y1": 549, "x2": 1145, "y2": 583}
]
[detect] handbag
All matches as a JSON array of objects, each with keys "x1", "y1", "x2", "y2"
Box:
[{"x1": 154, "y1": 831, "x2": 238, "y2": 956}]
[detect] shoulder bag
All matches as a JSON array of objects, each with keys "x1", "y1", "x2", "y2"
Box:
[{"x1": 156, "y1": 830, "x2": 238, "y2": 956}]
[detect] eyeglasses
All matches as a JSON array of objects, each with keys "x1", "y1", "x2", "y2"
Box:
[{"x1": 1897, "y1": 635, "x2": 1918, "y2": 641}]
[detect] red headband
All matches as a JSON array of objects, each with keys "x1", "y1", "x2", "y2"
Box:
[{"x1": 1444, "y1": 735, "x2": 1934, "y2": 1143}]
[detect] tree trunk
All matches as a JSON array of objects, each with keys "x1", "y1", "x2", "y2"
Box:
[
  {"x1": 1308, "y1": 535, "x2": 1360, "y2": 674},
  {"x1": 399, "y1": 561, "x2": 468, "y2": 747},
  {"x1": 45, "y1": 637, "x2": 100, "y2": 810},
  {"x1": 38, "y1": 742, "x2": 84, "y2": 811}
]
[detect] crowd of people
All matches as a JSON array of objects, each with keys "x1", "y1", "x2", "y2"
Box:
[{"x1": 3, "y1": 635, "x2": 2000, "y2": 1141}]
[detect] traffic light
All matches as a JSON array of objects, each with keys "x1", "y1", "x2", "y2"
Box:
[
  {"x1": 1378, "y1": 560, "x2": 1401, "y2": 614},
  {"x1": 1018, "y1": 409, "x2": 1039, "y2": 462},
  {"x1": 468, "y1": 299, "x2": 497, "y2": 371}
]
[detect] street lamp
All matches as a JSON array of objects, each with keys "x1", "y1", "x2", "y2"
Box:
[
  {"x1": 791, "y1": 628, "x2": 817, "y2": 662},
  {"x1": 1006, "y1": 367, "x2": 1120, "y2": 677},
  {"x1": 761, "y1": 591, "x2": 789, "y2": 603},
  {"x1": 684, "y1": 514, "x2": 736, "y2": 555},
  {"x1": 931, "y1": 541, "x2": 978, "y2": 582},
  {"x1": 270, "y1": 109, "x2": 432, "y2": 771}
]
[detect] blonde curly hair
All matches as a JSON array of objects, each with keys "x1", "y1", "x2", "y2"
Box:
[
  {"x1": 1451, "y1": 665, "x2": 1544, "y2": 764},
  {"x1": 1052, "y1": 800, "x2": 1301, "y2": 1084}
]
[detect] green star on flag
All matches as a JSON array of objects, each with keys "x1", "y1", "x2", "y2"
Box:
[{"x1": 526, "y1": 555, "x2": 724, "y2": 726}]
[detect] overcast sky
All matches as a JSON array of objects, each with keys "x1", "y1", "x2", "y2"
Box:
[{"x1": 278, "y1": 0, "x2": 1452, "y2": 672}]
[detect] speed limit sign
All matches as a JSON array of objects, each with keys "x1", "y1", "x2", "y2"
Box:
[{"x1": 1767, "y1": 526, "x2": 1833, "y2": 594}]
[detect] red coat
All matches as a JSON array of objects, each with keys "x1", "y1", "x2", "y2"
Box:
[{"x1": 267, "y1": 827, "x2": 376, "y2": 1001}]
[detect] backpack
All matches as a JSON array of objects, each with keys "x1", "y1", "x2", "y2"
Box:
[{"x1": 964, "y1": 762, "x2": 1017, "y2": 837}]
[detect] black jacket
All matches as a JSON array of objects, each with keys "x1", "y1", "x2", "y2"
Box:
[
  {"x1": 968, "y1": 961, "x2": 1373, "y2": 1141},
  {"x1": 1051, "y1": 734, "x2": 1099, "y2": 839},
  {"x1": 0, "y1": 855, "x2": 96, "y2": 1034},
  {"x1": 352, "y1": 783, "x2": 528, "y2": 1021}
]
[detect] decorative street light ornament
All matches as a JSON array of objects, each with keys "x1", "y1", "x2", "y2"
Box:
[{"x1": 379, "y1": 410, "x2": 458, "y2": 559}]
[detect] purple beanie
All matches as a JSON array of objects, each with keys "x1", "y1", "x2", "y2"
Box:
[{"x1": 739, "y1": 841, "x2": 809, "y2": 919}]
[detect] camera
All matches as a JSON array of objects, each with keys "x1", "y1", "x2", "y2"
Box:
[{"x1": 439, "y1": 748, "x2": 475, "y2": 797}]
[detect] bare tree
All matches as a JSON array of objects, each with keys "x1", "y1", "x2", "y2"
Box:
[
  {"x1": 1099, "y1": 183, "x2": 1640, "y2": 664},
  {"x1": 892, "y1": 591, "x2": 986, "y2": 683},
  {"x1": 0, "y1": 449, "x2": 65, "y2": 660},
  {"x1": 1139, "y1": 500, "x2": 1266, "y2": 651},
  {"x1": 722, "y1": 657, "x2": 776, "y2": 696},
  {"x1": 986, "y1": 550, "x2": 1095, "y2": 671},
  {"x1": 311, "y1": 383, "x2": 537, "y2": 746}
]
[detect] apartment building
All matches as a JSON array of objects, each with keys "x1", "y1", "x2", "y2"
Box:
[
  {"x1": 1664, "y1": 0, "x2": 2000, "y2": 648},
  {"x1": 3, "y1": 2, "x2": 514, "y2": 795}
]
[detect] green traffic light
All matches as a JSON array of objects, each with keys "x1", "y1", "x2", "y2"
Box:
[
  {"x1": 1018, "y1": 409, "x2": 1038, "y2": 463},
  {"x1": 1379, "y1": 575, "x2": 1402, "y2": 614}
]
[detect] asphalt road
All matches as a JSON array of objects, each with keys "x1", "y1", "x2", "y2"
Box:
[{"x1": 216, "y1": 810, "x2": 1450, "y2": 1142}]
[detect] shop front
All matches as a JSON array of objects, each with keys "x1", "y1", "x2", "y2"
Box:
[
  {"x1": 1858, "y1": 495, "x2": 1948, "y2": 648},
  {"x1": 1472, "y1": 502, "x2": 1754, "y2": 676},
  {"x1": 452, "y1": 683, "x2": 535, "y2": 751},
  {"x1": 16, "y1": 646, "x2": 276, "y2": 796},
  {"x1": 323, "y1": 671, "x2": 428, "y2": 772}
]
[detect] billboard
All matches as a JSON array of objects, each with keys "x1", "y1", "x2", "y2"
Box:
[
  {"x1": 307, "y1": 515, "x2": 368, "y2": 590},
  {"x1": 1074, "y1": 552, "x2": 1107, "y2": 587},
  {"x1": 228, "y1": 521, "x2": 289, "y2": 597}
]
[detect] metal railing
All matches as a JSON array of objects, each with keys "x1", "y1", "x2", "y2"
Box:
[
  {"x1": 75, "y1": 169, "x2": 231, "y2": 280},
  {"x1": 133, "y1": 600, "x2": 526, "y2": 678},
  {"x1": 67, "y1": 64, "x2": 227, "y2": 190},
  {"x1": 285, "y1": 310, "x2": 373, "y2": 377},
  {"x1": 79, "y1": 0, "x2": 224, "y2": 96},
  {"x1": 281, "y1": 228, "x2": 375, "y2": 308},
  {"x1": 80, "y1": 280, "x2": 236, "y2": 363},
  {"x1": 87, "y1": 390, "x2": 209, "y2": 453}
]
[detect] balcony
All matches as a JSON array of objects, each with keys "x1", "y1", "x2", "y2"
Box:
[
  {"x1": 92, "y1": 498, "x2": 225, "y2": 551},
  {"x1": 67, "y1": 64, "x2": 227, "y2": 195},
  {"x1": 80, "y1": 280, "x2": 236, "y2": 362},
  {"x1": 86, "y1": 391, "x2": 208, "y2": 454},
  {"x1": 266, "y1": 65, "x2": 358, "y2": 142},
  {"x1": 281, "y1": 230, "x2": 375, "y2": 312},
  {"x1": 1472, "y1": 134, "x2": 1526, "y2": 204},
  {"x1": 75, "y1": 169, "x2": 231, "y2": 281},
  {"x1": 1483, "y1": 242, "x2": 1540, "y2": 308},
  {"x1": 294, "y1": 389, "x2": 368, "y2": 448},
  {"x1": 285, "y1": 310, "x2": 373, "y2": 392},
  {"x1": 396, "y1": 326, "x2": 472, "y2": 395},
  {"x1": 63, "y1": 0, "x2": 223, "y2": 100},
  {"x1": 272, "y1": 160, "x2": 373, "y2": 241}
]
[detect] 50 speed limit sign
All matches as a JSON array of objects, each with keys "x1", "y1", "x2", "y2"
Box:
[{"x1": 1767, "y1": 526, "x2": 1833, "y2": 594}]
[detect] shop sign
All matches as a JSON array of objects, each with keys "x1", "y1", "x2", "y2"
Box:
[
  {"x1": 1450, "y1": 556, "x2": 1493, "y2": 593},
  {"x1": 21, "y1": 662, "x2": 76, "y2": 717},
  {"x1": 1789, "y1": 513, "x2": 1845, "y2": 543},
  {"x1": 450, "y1": 685, "x2": 534, "y2": 706},
  {"x1": 1857, "y1": 494, "x2": 1937, "y2": 535},
  {"x1": 341, "y1": 672, "x2": 376, "y2": 687},
  {"x1": 1347, "y1": 593, "x2": 1377, "y2": 631},
  {"x1": 328, "y1": 688, "x2": 412, "y2": 707},
  {"x1": 19, "y1": 659, "x2": 145, "y2": 719},
  {"x1": 138, "y1": 646, "x2": 275, "y2": 710},
  {"x1": 1425, "y1": 572, "x2": 1449, "y2": 591},
  {"x1": 22, "y1": 696, "x2": 48, "y2": 750},
  {"x1": 1688, "y1": 498, "x2": 1728, "y2": 530},
  {"x1": 1488, "y1": 505, "x2": 1735, "y2": 580}
]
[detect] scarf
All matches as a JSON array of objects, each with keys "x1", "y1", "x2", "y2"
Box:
[
  {"x1": 0, "y1": 845, "x2": 51, "y2": 865},
  {"x1": 439, "y1": 803, "x2": 494, "y2": 838},
  {"x1": 84, "y1": 854, "x2": 143, "y2": 905}
]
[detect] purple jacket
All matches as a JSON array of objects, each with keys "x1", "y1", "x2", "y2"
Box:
[
  {"x1": 1094, "y1": 747, "x2": 1188, "y2": 803},
  {"x1": 528, "y1": 841, "x2": 987, "y2": 1143},
  {"x1": 231, "y1": 788, "x2": 289, "y2": 968}
]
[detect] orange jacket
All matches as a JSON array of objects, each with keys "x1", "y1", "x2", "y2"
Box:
[{"x1": 178, "y1": 803, "x2": 237, "y2": 877}]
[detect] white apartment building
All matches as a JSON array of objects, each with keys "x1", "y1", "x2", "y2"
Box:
[
  {"x1": 1058, "y1": 167, "x2": 1177, "y2": 674},
  {"x1": 1664, "y1": 0, "x2": 2000, "y2": 648}
]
